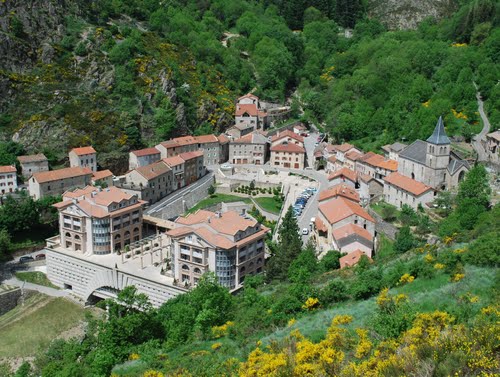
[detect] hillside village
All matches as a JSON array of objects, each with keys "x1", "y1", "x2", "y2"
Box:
[{"x1": 0, "y1": 0, "x2": 498, "y2": 375}]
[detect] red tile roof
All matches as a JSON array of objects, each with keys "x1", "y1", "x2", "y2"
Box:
[
  {"x1": 235, "y1": 104, "x2": 259, "y2": 116},
  {"x1": 332, "y1": 223, "x2": 372, "y2": 242},
  {"x1": 361, "y1": 154, "x2": 398, "y2": 171},
  {"x1": 92, "y1": 169, "x2": 113, "y2": 180},
  {"x1": 194, "y1": 134, "x2": 219, "y2": 144},
  {"x1": 328, "y1": 155, "x2": 337, "y2": 163},
  {"x1": 377, "y1": 159, "x2": 398, "y2": 171},
  {"x1": 159, "y1": 140, "x2": 180, "y2": 148},
  {"x1": 163, "y1": 156, "x2": 185, "y2": 167},
  {"x1": 345, "y1": 150, "x2": 363, "y2": 161},
  {"x1": 271, "y1": 129, "x2": 304, "y2": 143},
  {"x1": 17, "y1": 154, "x2": 47, "y2": 163},
  {"x1": 135, "y1": 161, "x2": 171, "y2": 180},
  {"x1": 238, "y1": 93, "x2": 259, "y2": 101},
  {"x1": 319, "y1": 184, "x2": 360, "y2": 203},
  {"x1": 270, "y1": 143, "x2": 305, "y2": 153},
  {"x1": 336, "y1": 143, "x2": 356, "y2": 153},
  {"x1": 319, "y1": 197, "x2": 374, "y2": 225},
  {"x1": 328, "y1": 167, "x2": 357, "y2": 183},
  {"x1": 0, "y1": 165, "x2": 16, "y2": 174},
  {"x1": 218, "y1": 134, "x2": 230, "y2": 144},
  {"x1": 340, "y1": 250, "x2": 371, "y2": 269},
  {"x1": 70, "y1": 146, "x2": 96, "y2": 156},
  {"x1": 32, "y1": 167, "x2": 92, "y2": 183},
  {"x1": 179, "y1": 150, "x2": 204, "y2": 161},
  {"x1": 384, "y1": 172, "x2": 433, "y2": 196},
  {"x1": 315, "y1": 217, "x2": 328, "y2": 233},
  {"x1": 131, "y1": 147, "x2": 160, "y2": 157}
]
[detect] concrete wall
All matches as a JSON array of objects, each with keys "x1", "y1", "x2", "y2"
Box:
[
  {"x1": 0, "y1": 287, "x2": 21, "y2": 316},
  {"x1": 46, "y1": 249, "x2": 184, "y2": 308}
]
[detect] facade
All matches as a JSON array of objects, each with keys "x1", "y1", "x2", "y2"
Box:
[
  {"x1": 218, "y1": 134, "x2": 230, "y2": 163},
  {"x1": 167, "y1": 210, "x2": 269, "y2": 290},
  {"x1": 486, "y1": 130, "x2": 500, "y2": 165},
  {"x1": 179, "y1": 151, "x2": 205, "y2": 185},
  {"x1": 53, "y1": 186, "x2": 145, "y2": 254},
  {"x1": 119, "y1": 160, "x2": 173, "y2": 205},
  {"x1": 163, "y1": 156, "x2": 185, "y2": 190},
  {"x1": 234, "y1": 93, "x2": 268, "y2": 130},
  {"x1": 156, "y1": 134, "x2": 222, "y2": 165},
  {"x1": 358, "y1": 173, "x2": 383, "y2": 204},
  {"x1": 29, "y1": 167, "x2": 93, "y2": 199},
  {"x1": 316, "y1": 197, "x2": 376, "y2": 258},
  {"x1": 92, "y1": 170, "x2": 114, "y2": 187},
  {"x1": 344, "y1": 150, "x2": 363, "y2": 171},
  {"x1": 129, "y1": 148, "x2": 161, "y2": 170},
  {"x1": 69, "y1": 146, "x2": 97, "y2": 172},
  {"x1": 226, "y1": 123, "x2": 254, "y2": 140},
  {"x1": 270, "y1": 143, "x2": 306, "y2": 170},
  {"x1": 17, "y1": 154, "x2": 49, "y2": 179},
  {"x1": 229, "y1": 132, "x2": 269, "y2": 165},
  {"x1": 383, "y1": 172, "x2": 434, "y2": 210},
  {"x1": 335, "y1": 144, "x2": 362, "y2": 165},
  {"x1": 328, "y1": 167, "x2": 358, "y2": 188},
  {"x1": 270, "y1": 129, "x2": 304, "y2": 148},
  {"x1": 326, "y1": 155, "x2": 337, "y2": 173},
  {"x1": 0, "y1": 166, "x2": 17, "y2": 194},
  {"x1": 398, "y1": 117, "x2": 469, "y2": 190},
  {"x1": 382, "y1": 142, "x2": 407, "y2": 162}
]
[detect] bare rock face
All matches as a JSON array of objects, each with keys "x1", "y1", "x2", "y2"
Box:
[{"x1": 369, "y1": 0, "x2": 457, "y2": 30}]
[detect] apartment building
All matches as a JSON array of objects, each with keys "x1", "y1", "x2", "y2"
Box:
[
  {"x1": 179, "y1": 151, "x2": 205, "y2": 185},
  {"x1": 92, "y1": 170, "x2": 114, "y2": 187},
  {"x1": 163, "y1": 156, "x2": 185, "y2": 190},
  {"x1": 69, "y1": 146, "x2": 97, "y2": 172},
  {"x1": 129, "y1": 147, "x2": 161, "y2": 170},
  {"x1": 17, "y1": 154, "x2": 49, "y2": 179},
  {"x1": 383, "y1": 172, "x2": 434, "y2": 210},
  {"x1": 328, "y1": 167, "x2": 358, "y2": 188},
  {"x1": 229, "y1": 131, "x2": 269, "y2": 165},
  {"x1": 270, "y1": 129, "x2": 304, "y2": 147},
  {"x1": 0, "y1": 166, "x2": 17, "y2": 194},
  {"x1": 53, "y1": 186, "x2": 145, "y2": 254},
  {"x1": 29, "y1": 167, "x2": 93, "y2": 199},
  {"x1": 270, "y1": 142, "x2": 306, "y2": 169},
  {"x1": 167, "y1": 210, "x2": 269, "y2": 290}
]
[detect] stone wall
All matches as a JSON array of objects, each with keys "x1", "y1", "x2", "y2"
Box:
[{"x1": 0, "y1": 286, "x2": 21, "y2": 316}]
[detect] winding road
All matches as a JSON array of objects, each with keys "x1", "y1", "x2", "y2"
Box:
[{"x1": 472, "y1": 83, "x2": 491, "y2": 161}]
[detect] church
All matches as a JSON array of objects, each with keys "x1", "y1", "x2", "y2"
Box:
[{"x1": 395, "y1": 117, "x2": 470, "y2": 190}]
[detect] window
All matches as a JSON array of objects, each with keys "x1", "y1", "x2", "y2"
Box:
[{"x1": 182, "y1": 264, "x2": 190, "y2": 271}]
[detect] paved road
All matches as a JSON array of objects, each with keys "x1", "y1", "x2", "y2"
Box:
[
  {"x1": 472, "y1": 84, "x2": 491, "y2": 161},
  {"x1": 3, "y1": 275, "x2": 70, "y2": 298},
  {"x1": 146, "y1": 171, "x2": 215, "y2": 216}
]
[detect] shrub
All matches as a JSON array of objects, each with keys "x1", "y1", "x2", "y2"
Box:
[
  {"x1": 464, "y1": 232, "x2": 499, "y2": 267},
  {"x1": 319, "y1": 280, "x2": 348, "y2": 304},
  {"x1": 394, "y1": 226, "x2": 416, "y2": 253},
  {"x1": 320, "y1": 250, "x2": 343, "y2": 271},
  {"x1": 381, "y1": 205, "x2": 397, "y2": 221}
]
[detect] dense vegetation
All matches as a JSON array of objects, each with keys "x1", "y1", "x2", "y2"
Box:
[{"x1": 0, "y1": 0, "x2": 498, "y2": 171}]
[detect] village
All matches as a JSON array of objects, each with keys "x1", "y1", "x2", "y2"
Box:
[{"x1": 1, "y1": 92, "x2": 498, "y2": 307}]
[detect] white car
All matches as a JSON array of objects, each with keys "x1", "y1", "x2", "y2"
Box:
[{"x1": 301, "y1": 228, "x2": 309, "y2": 235}]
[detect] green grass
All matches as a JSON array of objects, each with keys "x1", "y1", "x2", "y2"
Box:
[
  {"x1": 254, "y1": 197, "x2": 282, "y2": 215},
  {"x1": 15, "y1": 271, "x2": 59, "y2": 289},
  {"x1": 186, "y1": 194, "x2": 251, "y2": 214},
  {"x1": 370, "y1": 201, "x2": 400, "y2": 221},
  {"x1": 0, "y1": 294, "x2": 87, "y2": 358},
  {"x1": 374, "y1": 234, "x2": 396, "y2": 262}
]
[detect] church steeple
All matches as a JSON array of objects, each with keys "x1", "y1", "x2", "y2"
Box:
[{"x1": 426, "y1": 116, "x2": 450, "y2": 145}]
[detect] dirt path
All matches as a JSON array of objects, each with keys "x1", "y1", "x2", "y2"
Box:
[{"x1": 472, "y1": 83, "x2": 491, "y2": 161}]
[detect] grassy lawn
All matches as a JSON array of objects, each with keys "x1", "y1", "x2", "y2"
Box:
[
  {"x1": 15, "y1": 271, "x2": 59, "y2": 289},
  {"x1": 0, "y1": 294, "x2": 87, "y2": 358},
  {"x1": 374, "y1": 234, "x2": 395, "y2": 262},
  {"x1": 370, "y1": 201, "x2": 400, "y2": 221},
  {"x1": 254, "y1": 197, "x2": 282, "y2": 215},
  {"x1": 186, "y1": 194, "x2": 252, "y2": 214}
]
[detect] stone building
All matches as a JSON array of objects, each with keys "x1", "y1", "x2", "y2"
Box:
[
  {"x1": 0, "y1": 166, "x2": 17, "y2": 194},
  {"x1": 53, "y1": 186, "x2": 145, "y2": 254},
  {"x1": 226, "y1": 123, "x2": 254, "y2": 140},
  {"x1": 234, "y1": 93, "x2": 268, "y2": 130},
  {"x1": 382, "y1": 142, "x2": 407, "y2": 162},
  {"x1": 167, "y1": 209, "x2": 269, "y2": 290},
  {"x1": 17, "y1": 154, "x2": 49, "y2": 179},
  {"x1": 383, "y1": 172, "x2": 434, "y2": 210},
  {"x1": 69, "y1": 146, "x2": 97, "y2": 172},
  {"x1": 29, "y1": 167, "x2": 93, "y2": 199},
  {"x1": 129, "y1": 148, "x2": 161, "y2": 170},
  {"x1": 92, "y1": 170, "x2": 114, "y2": 188},
  {"x1": 229, "y1": 132, "x2": 269, "y2": 165},
  {"x1": 486, "y1": 130, "x2": 500, "y2": 165},
  {"x1": 270, "y1": 142, "x2": 306, "y2": 170},
  {"x1": 318, "y1": 184, "x2": 360, "y2": 204},
  {"x1": 156, "y1": 134, "x2": 222, "y2": 165},
  {"x1": 217, "y1": 134, "x2": 230, "y2": 163},
  {"x1": 397, "y1": 117, "x2": 469, "y2": 190},
  {"x1": 328, "y1": 167, "x2": 358, "y2": 188}
]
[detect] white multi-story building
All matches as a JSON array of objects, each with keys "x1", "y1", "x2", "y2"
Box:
[
  {"x1": 129, "y1": 147, "x2": 161, "y2": 170},
  {"x1": 69, "y1": 146, "x2": 97, "y2": 172},
  {"x1": 0, "y1": 166, "x2": 17, "y2": 194}
]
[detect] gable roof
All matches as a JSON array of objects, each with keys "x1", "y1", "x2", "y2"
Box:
[
  {"x1": 135, "y1": 161, "x2": 171, "y2": 181},
  {"x1": 427, "y1": 116, "x2": 450, "y2": 145},
  {"x1": 399, "y1": 140, "x2": 428, "y2": 164},
  {"x1": 384, "y1": 172, "x2": 433, "y2": 196},
  {"x1": 336, "y1": 143, "x2": 357, "y2": 153},
  {"x1": 319, "y1": 184, "x2": 360, "y2": 203},
  {"x1": 179, "y1": 150, "x2": 204, "y2": 161},
  {"x1": 17, "y1": 154, "x2": 47, "y2": 164},
  {"x1": 271, "y1": 130, "x2": 304, "y2": 144},
  {"x1": 218, "y1": 134, "x2": 230, "y2": 144},
  {"x1": 233, "y1": 132, "x2": 268, "y2": 144},
  {"x1": 487, "y1": 130, "x2": 500, "y2": 141},
  {"x1": 447, "y1": 157, "x2": 470, "y2": 175},
  {"x1": 194, "y1": 134, "x2": 219, "y2": 144},
  {"x1": 340, "y1": 250, "x2": 371, "y2": 269},
  {"x1": 163, "y1": 156, "x2": 185, "y2": 167},
  {"x1": 332, "y1": 223, "x2": 373, "y2": 243},
  {"x1": 328, "y1": 167, "x2": 358, "y2": 183},
  {"x1": 270, "y1": 143, "x2": 306, "y2": 153},
  {"x1": 235, "y1": 104, "x2": 259, "y2": 117},
  {"x1": 238, "y1": 93, "x2": 259, "y2": 101},
  {"x1": 32, "y1": 167, "x2": 92, "y2": 183},
  {"x1": 92, "y1": 169, "x2": 113, "y2": 181},
  {"x1": 0, "y1": 165, "x2": 16, "y2": 174},
  {"x1": 131, "y1": 147, "x2": 160, "y2": 157},
  {"x1": 345, "y1": 150, "x2": 363, "y2": 161},
  {"x1": 70, "y1": 146, "x2": 96, "y2": 156},
  {"x1": 319, "y1": 197, "x2": 374, "y2": 225}
]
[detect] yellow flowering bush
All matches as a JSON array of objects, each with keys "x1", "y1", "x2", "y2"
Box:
[
  {"x1": 142, "y1": 371, "x2": 164, "y2": 377},
  {"x1": 211, "y1": 342, "x2": 222, "y2": 350},
  {"x1": 434, "y1": 263, "x2": 445, "y2": 269},
  {"x1": 451, "y1": 273, "x2": 465, "y2": 282},
  {"x1": 302, "y1": 297, "x2": 320, "y2": 310},
  {"x1": 451, "y1": 42, "x2": 467, "y2": 47},
  {"x1": 211, "y1": 321, "x2": 234, "y2": 338},
  {"x1": 422, "y1": 99, "x2": 431, "y2": 108},
  {"x1": 354, "y1": 329, "x2": 372, "y2": 359},
  {"x1": 425, "y1": 254, "x2": 435, "y2": 263},
  {"x1": 398, "y1": 273, "x2": 415, "y2": 285},
  {"x1": 129, "y1": 353, "x2": 140, "y2": 360},
  {"x1": 287, "y1": 318, "x2": 296, "y2": 327}
]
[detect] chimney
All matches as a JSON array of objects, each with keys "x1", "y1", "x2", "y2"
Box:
[
  {"x1": 207, "y1": 217, "x2": 211, "y2": 223},
  {"x1": 216, "y1": 211, "x2": 222, "y2": 218},
  {"x1": 72, "y1": 198, "x2": 78, "y2": 204}
]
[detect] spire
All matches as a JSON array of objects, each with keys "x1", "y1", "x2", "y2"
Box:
[{"x1": 426, "y1": 116, "x2": 450, "y2": 145}]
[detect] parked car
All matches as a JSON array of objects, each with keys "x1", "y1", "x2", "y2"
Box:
[
  {"x1": 35, "y1": 253, "x2": 46, "y2": 260},
  {"x1": 301, "y1": 228, "x2": 309, "y2": 235},
  {"x1": 19, "y1": 256, "x2": 34, "y2": 263}
]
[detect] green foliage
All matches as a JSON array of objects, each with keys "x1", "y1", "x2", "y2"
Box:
[
  {"x1": 320, "y1": 250, "x2": 343, "y2": 271},
  {"x1": 319, "y1": 279, "x2": 348, "y2": 304},
  {"x1": 394, "y1": 226, "x2": 416, "y2": 253},
  {"x1": 0, "y1": 141, "x2": 24, "y2": 166},
  {"x1": 350, "y1": 267, "x2": 383, "y2": 299},
  {"x1": 207, "y1": 185, "x2": 216, "y2": 196},
  {"x1": 465, "y1": 232, "x2": 500, "y2": 267},
  {"x1": 0, "y1": 229, "x2": 12, "y2": 262},
  {"x1": 266, "y1": 206, "x2": 302, "y2": 281},
  {"x1": 400, "y1": 204, "x2": 419, "y2": 226},
  {"x1": 288, "y1": 241, "x2": 318, "y2": 283},
  {"x1": 381, "y1": 204, "x2": 397, "y2": 222},
  {"x1": 14, "y1": 362, "x2": 30, "y2": 377}
]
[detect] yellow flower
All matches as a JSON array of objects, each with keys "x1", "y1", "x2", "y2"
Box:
[
  {"x1": 399, "y1": 273, "x2": 415, "y2": 285},
  {"x1": 129, "y1": 353, "x2": 140, "y2": 360},
  {"x1": 302, "y1": 297, "x2": 320, "y2": 310},
  {"x1": 287, "y1": 318, "x2": 296, "y2": 327},
  {"x1": 451, "y1": 42, "x2": 467, "y2": 47},
  {"x1": 422, "y1": 100, "x2": 431, "y2": 108},
  {"x1": 332, "y1": 315, "x2": 353, "y2": 325},
  {"x1": 434, "y1": 263, "x2": 445, "y2": 270},
  {"x1": 425, "y1": 254, "x2": 435, "y2": 263},
  {"x1": 211, "y1": 342, "x2": 222, "y2": 350},
  {"x1": 142, "y1": 371, "x2": 164, "y2": 377},
  {"x1": 451, "y1": 273, "x2": 465, "y2": 282}
]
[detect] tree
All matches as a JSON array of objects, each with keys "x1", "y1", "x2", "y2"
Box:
[
  {"x1": 434, "y1": 191, "x2": 455, "y2": 217},
  {"x1": 381, "y1": 205, "x2": 397, "y2": 222},
  {"x1": 0, "y1": 229, "x2": 12, "y2": 262},
  {"x1": 154, "y1": 99, "x2": 177, "y2": 141},
  {"x1": 320, "y1": 250, "x2": 343, "y2": 271},
  {"x1": 288, "y1": 241, "x2": 318, "y2": 282},
  {"x1": 457, "y1": 165, "x2": 490, "y2": 209},
  {"x1": 400, "y1": 204, "x2": 418, "y2": 226},
  {"x1": 394, "y1": 226, "x2": 416, "y2": 253},
  {"x1": 207, "y1": 185, "x2": 216, "y2": 196},
  {"x1": 266, "y1": 206, "x2": 302, "y2": 280}
]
